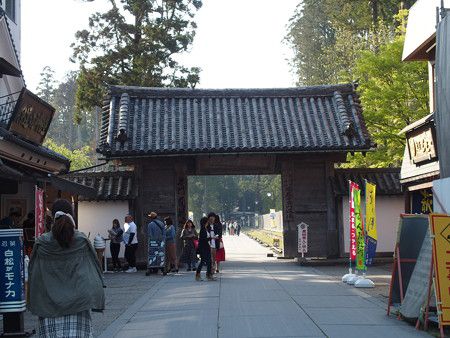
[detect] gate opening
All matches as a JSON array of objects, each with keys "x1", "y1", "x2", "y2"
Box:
[{"x1": 187, "y1": 175, "x2": 283, "y2": 253}]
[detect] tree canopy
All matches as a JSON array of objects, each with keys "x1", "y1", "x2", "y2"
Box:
[
  {"x1": 286, "y1": 3, "x2": 428, "y2": 167},
  {"x1": 188, "y1": 175, "x2": 282, "y2": 224},
  {"x1": 71, "y1": 0, "x2": 203, "y2": 111}
]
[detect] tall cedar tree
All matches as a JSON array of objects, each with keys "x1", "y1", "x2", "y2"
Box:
[
  {"x1": 72, "y1": 0, "x2": 203, "y2": 111},
  {"x1": 286, "y1": 0, "x2": 415, "y2": 86}
]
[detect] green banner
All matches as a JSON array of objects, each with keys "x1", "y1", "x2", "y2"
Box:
[{"x1": 354, "y1": 187, "x2": 365, "y2": 271}]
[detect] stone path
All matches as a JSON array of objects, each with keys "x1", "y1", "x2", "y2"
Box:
[{"x1": 98, "y1": 234, "x2": 429, "y2": 338}]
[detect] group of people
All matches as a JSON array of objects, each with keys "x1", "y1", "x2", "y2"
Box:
[
  {"x1": 224, "y1": 220, "x2": 241, "y2": 236},
  {"x1": 106, "y1": 211, "x2": 226, "y2": 281},
  {"x1": 17, "y1": 203, "x2": 229, "y2": 336}
]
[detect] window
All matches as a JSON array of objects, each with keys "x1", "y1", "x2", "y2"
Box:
[{"x1": 5, "y1": 0, "x2": 15, "y2": 22}]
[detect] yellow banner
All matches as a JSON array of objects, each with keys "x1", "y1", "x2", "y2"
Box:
[
  {"x1": 430, "y1": 214, "x2": 450, "y2": 325},
  {"x1": 365, "y1": 182, "x2": 377, "y2": 240}
]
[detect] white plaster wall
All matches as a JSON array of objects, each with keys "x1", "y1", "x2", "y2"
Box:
[
  {"x1": 77, "y1": 201, "x2": 130, "y2": 258},
  {"x1": 342, "y1": 195, "x2": 404, "y2": 254}
]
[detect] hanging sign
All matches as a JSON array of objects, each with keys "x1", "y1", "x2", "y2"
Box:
[
  {"x1": 349, "y1": 181, "x2": 359, "y2": 261},
  {"x1": 365, "y1": 182, "x2": 377, "y2": 265},
  {"x1": 35, "y1": 186, "x2": 44, "y2": 238},
  {"x1": 9, "y1": 88, "x2": 55, "y2": 145},
  {"x1": 297, "y1": 222, "x2": 308, "y2": 255},
  {"x1": 354, "y1": 186, "x2": 365, "y2": 271},
  {"x1": 0, "y1": 229, "x2": 25, "y2": 313},
  {"x1": 429, "y1": 214, "x2": 450, "y2": 325}
]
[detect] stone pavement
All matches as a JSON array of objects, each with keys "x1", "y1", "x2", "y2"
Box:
[
  {"x1": 0, "y1": 268, "x2": 162, "y2": 336},
  {"x1": 98, "y1": 234, "x2": 429, "y2": 338}
]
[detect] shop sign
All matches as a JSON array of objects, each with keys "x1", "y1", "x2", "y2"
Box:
[
  {"x1": 35, "y1": 186, "x2": 45, "y2": 238},
  {"x1": 411, "y1": 189, "x2": 433, "y2": 214},
  {"x1": 9, "y1": 88, "x2": 55, "y2": 145},
  {"x1": 429, "y1": 214, "x2": 450, "y2": 325},
  {"x1": 407, "y1": 127, "x2": 437, "y2": 164},
  {"x1": 0, "y1": 229, "x2": 25, "y2": 313}
]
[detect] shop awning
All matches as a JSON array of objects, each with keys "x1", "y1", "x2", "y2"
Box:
[
  {"x1": 44, "y1": 175, "x2": 97, "y2": 198},
  {"x1": 0, "y1": 158, "x2": 23, "y2": 179}
]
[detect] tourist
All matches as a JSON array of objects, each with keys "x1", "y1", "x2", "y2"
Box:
[
  {"x1": 28, "y1": 199, "x2": 104, "y2": 337},
  {"x1": 179, "y1": 219, "x2": 198, "y2": 271},
  {"x1": 108, "y1": 219, "x2": 123, "y2": 272},
  {"x1": 164, "y1": 216, "x2": 179, "y2": 273},
  {"x1": 236, "y1": 222, "x2": 241, "y2": 236},
  {"x1": 146, "y1": 212, "x2": 166, "y2": 275},
  {"x1": 123, "y1": 214, "x2": 138, "y2": 273},
  {"x1": 229, "y1": 222, "x2": 235, "y2": 236},
  {"x1": 196, "y1": 216, "x2": 215, "y2": 281},
  {"x1": 210, "y1": 214, "x2": 223, "y2": 273},
  {"x1": 211, "y1": 215, "x2": 225, "y2": 273}
]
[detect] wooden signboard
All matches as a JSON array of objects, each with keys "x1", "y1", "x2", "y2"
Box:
[
  {"x1": 407, "y1": 126, "x2": 437, "y2": 164},
  {"x1": 8, "y1": 88, "x2": 55, "y2": 145}
]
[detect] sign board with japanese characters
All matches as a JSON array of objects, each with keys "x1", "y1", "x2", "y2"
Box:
[
  {"x1": 297, "y1": 222, "x2": 308, "y2": 254},
  {"x1": 430, "y1": 214, "x2": 450, "y2": 325},
  {"x1": 0, "y1": 229, "x2": 25, "y2": 313},
  {"x1": 407, "y1": 127, "x2": 437, "y2": 164}
]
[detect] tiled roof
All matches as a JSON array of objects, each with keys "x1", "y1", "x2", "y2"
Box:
[
  {"x1": 98, "y1": 84, "x2": 373, "y2": 157},
  {"x1": 332, "y1": 168, "x2": 402, "y2": 196},
  {"x1": 0, "y1": 127, "x2": 70, "y2": 167},
  {"x1": 66, "y1": 169, "x2": 136, "y2": 201}
]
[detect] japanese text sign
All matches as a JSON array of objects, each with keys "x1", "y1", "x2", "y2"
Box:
[
  {"x1": 0, "y1": 229, "x2": 25, "y2": 313},
  {"x1": 297, "y1": 223, "x2": 308, "y2": 254},
  {"x1": 430, "y1": 214, "x2": 450, "y2": 325}
]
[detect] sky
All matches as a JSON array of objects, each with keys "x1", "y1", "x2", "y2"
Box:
[{"x1": 21, "y1": 0, "x2": 299, "y2": 92}]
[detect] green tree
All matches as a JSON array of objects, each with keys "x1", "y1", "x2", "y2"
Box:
[
  {"x1": 36, "y1": 66, "x2": 57, "y2": 103},
  {"x1": 286, "y1": 0, "x2": 413, "y2": 86},
  {"x1": 71, "y1": 0, "x2": 203, "y2": 111},
  {"x1": 44, "y1": 138, "x2": 93, "y2": 171},
  {"x1": 347, "y1": 33, "x2": 428, "y2": 167}
]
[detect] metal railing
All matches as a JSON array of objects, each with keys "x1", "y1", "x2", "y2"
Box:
[{"x1": 0, "y1": 90, "x2": 20, "y2": 127}]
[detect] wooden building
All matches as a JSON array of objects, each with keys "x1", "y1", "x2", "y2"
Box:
[{"x1": 97, "y1": 83, "x2": 374, "y2": 260}]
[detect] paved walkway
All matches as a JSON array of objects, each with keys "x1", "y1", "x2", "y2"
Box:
[{"x1": 99, "y1": 234, "x2": 428, "y2": 338}]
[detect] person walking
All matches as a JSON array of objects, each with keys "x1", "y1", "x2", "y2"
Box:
[
  {"x1": 196, "y1": 216, "x2": 215, "y2": 281},
  {"x1": 123, "y1": 215, "x2": 138, "y2": 273},
  {"x1": 236, "y1": 222, "x2": 241, "y2": 236},
  {"x1": 28, "y1": 199, "x2": 105, "y2": 338},
  {"x1": 108, "y1": 219, "x2": 123, "y2": 272},
  {"x1": 146, "y1": 212, "x2": 166, "y2": 275},
  {"x1": 164, "y1": 216, "x2": 179, "y2": 273},
  {"x1": 179, "y1": 220, "x2": 198, "y2": 271}
]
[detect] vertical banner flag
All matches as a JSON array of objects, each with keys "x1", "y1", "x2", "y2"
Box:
[
  {"x1": 349, "y1": 182, "x2": 359, "y2": 261},
  {"x1": 35, "y1": 186, "x2": 45, "y2": 239},
  {"x1": 354, "y1": 186, "x2": 366, "y2": 271},
  {"x1": 365, "y1": 182, "x2": 377, "y2": 265}
]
